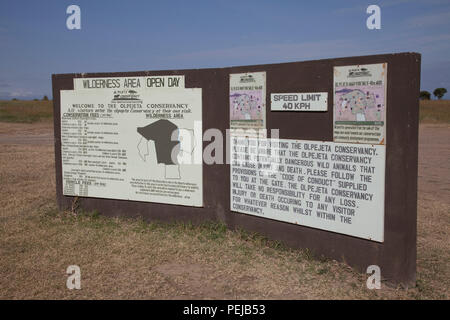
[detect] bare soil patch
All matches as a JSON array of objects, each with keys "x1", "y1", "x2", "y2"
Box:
[{"x1": 0, "y1": 122, "x2": 53, "y2": 145}]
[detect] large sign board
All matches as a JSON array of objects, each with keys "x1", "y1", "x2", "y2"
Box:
[
  {"x1": 231, "y1": 137, "x2": 385, "y2": 242},
  {"x1": 60, "y1": 83, "x2": 202, "y2": 207},
  {"x1": 53, "y1": 53, "x2": 420, "y2": 285}
]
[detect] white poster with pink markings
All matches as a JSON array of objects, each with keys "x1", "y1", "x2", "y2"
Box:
[
  {"x1": 229, "y1": 71, "x2": 266, "y2": 133},
  {"x1": 333, "y1": 63, "x2": 387, "y2": 145}
]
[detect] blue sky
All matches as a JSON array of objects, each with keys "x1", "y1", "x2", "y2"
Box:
[{"x1": 0, "y1": 0, "x2": 449, "y2": 99}]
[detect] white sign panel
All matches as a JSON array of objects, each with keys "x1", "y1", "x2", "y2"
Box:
[
  {"x1": 230, "y1": 137, "x2": 385, "y2": 242},
  {"x1": 73, "y1": 75, "x2": 185, "y2": 90},
  {"x1": 230, "y1": 71, "x2": 266, "y2": 131},
  {"x1": 271, "y1": 93, "x2": 328, "y2": 111},
  {"x1": 334, "y1": 63, "x2": 387, "y2": 144},
  {"x1": 60, "y1": 88, "x2": 202, "y2": 207}
]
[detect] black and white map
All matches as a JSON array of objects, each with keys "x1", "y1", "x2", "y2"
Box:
[{"x1": 137, "y1": 119, "x2": 196, "y2": 179}]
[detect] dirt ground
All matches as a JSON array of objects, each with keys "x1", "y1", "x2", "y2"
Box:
[
  {"x1": 0, "y1": 121, "x2": 448, "y2": 299},
  {"x1": 0, "y1": 122, "x2": 53, "y2": 145}
]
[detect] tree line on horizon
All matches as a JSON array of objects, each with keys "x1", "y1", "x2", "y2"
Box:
[
  {"x1": 420, "y1": 88, "x2": 447, "y2": 100},
  {"x1": 11, "y1": 95, "x2": 50, "y2": 101}
]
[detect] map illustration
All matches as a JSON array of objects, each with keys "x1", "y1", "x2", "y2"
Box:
[
  {"x1": 335, "y1": 87, "x2": 384, "y2": 122},
  {"x1": 137, "y1": 119, "x2": 196, "y2": 179},
  {"x1": 230, "y1": 91, "x2": 263, "y2": 121}
]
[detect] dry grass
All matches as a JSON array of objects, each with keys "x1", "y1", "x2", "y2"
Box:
[
  {"x1": 419, "y1": 99, "x2": 450, "y2": 123},
  {"x1": 0, "y1": 100, "x2": 53, "y2": 123},
  {"x1": 0, "y1": 123, "x2": 448, "y2": 299}
]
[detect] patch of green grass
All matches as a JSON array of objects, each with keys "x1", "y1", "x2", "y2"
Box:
[
  {"x1": 317, "y1": 266, "x2": 330, "y2": 275},
  {"x1": 199, "y1": 221, "x2": 227, "y2": 241},
  {"x1": 0, "y1": 100, "x2": 53, "y2": 123}
]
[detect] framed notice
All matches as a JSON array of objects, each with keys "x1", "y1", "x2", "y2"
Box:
[
  {"x1": 60, "y1": 87, "x2": 202, "y2": 207},
  {"x1": 230, "y1": 137, "x2": 386, "y2": 242},
  {"x1": 229, "y1": 71, "x2": 266, "y2": 133},
  {"x1": 333, "y1": 63, "x2": 387, "y2": 144}
]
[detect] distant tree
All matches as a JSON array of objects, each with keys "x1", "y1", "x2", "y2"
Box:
[
  {"x1": 12, "y1": 98, "x2": 18, "y2": 101},
  {"x1": 33, "y1": 98, "x2": 39, "y2": 101},
  {"x1": 419, "y1": 91, "x2": 431, "y2": 100},
  {"x1": 433, "y1": 88, "x2": 447, "y2": 100},
  {"x1": 42, "y1": 95, "x2": 49, "y2": 101}
]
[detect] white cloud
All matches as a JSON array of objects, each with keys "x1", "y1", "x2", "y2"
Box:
[
  {"x1": 11, "y1": 90, "x2": 33, "y2": 97},
  {"x1": 1, "y1": 88, "x2": 34, "y2": 98}
]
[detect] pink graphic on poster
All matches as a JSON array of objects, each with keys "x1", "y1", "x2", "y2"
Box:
[
  {"x1": 230, "y1": 90, "x2": 263, "y2": 121},
  {"x1": 335, "y1": 85, "x2": 385, "y2": 123}
]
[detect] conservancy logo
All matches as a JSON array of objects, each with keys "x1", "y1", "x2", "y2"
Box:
[
  {"x1": 112, "y1": 89, "x2": 141, "y2": 102},
  {"x1": 239, "y1": 74, "x2": 256, "y2": 83},
  {"x1": 347, "y1": 67, "x2": 371, "y2": 78}
]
